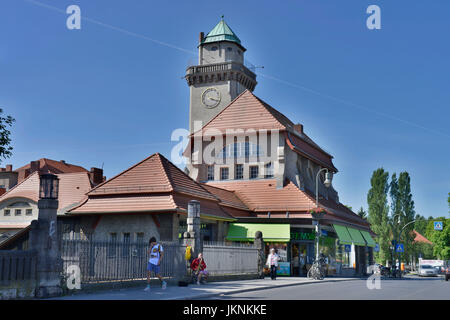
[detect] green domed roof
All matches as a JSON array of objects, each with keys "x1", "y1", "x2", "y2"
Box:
[{"x1": 201, "y1": 18, "x2": 245, "y2": 49}]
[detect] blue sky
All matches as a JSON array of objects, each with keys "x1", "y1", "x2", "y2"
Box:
[{"x1": 1, "y1": 0, "x2": 449, "y2": 218}]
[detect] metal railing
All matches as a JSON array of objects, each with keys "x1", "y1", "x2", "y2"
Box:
[
  {"x1": 60, "y1": 240, "x2": 186, "y2": 284},
  {"x1": 203, "y1": 242, "x2": 258, "y2": 275},
  {"x1": 0, "y1": 250, "x2": 37, "y2": 285}
]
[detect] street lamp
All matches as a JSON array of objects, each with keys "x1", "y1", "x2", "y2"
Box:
[
  {"x1": 312, "y1": 168, "x2": 333, "y2": 263},
  {"x1": 39, "y1": 173, "x2": 59, "y2": 200},
  {"x1": 391, "y1": 213, "x2": 401, "y2": 268},
  {"x1": 396, "y1": 219, "x2": 416, "y2": 278}
]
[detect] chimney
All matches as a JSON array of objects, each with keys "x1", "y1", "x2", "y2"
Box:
[
  {"x1": 6, "y1": 164, "x2": 12, "y2": 172},
  {"x1": 90, "y1": 167, "x2": 104, "y2": 185},
  {"x1": 30, "y1": 161, "x2": 40, "y2": 174},
  {"x1": 60, "y1": 160, "x2": 66, "y2": 164},
  {"x1": 293, "y1": 123, "x2": 304, "y2": 135},
  {"x1": 199, "y1": 32, "x2": 204, "y2": 44}
]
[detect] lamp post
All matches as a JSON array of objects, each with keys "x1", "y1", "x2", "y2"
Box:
[
  {"x1": 312, "y1": 168, "x2": 332, "y2": 262},
  {"x1": 391, "y1": 213, "x2": 401, "y2": 268},
  {"x1": 31, "y1": 173, "x2": 62, "y2": 298},
  {"x1": 397, "y1": 219, "x2": 416, "y2": 278}
]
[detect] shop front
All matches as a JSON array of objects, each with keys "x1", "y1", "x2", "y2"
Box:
[{"x1": 226, "y1": 222, "x2": 376, "y2": 277}]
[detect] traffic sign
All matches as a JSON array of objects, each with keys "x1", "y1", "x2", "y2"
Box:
[
  {"x1": 395, "y1": 243, "x2": 404, "y2": 253},
  {"x1": 344, "y1": 244, "x2": 351, "y2": 252},
  {"x1": 374, "y1": 243, "x2": 380, "y2": 252},
  {"x1": 434, "y1": 221, "x2": 443, "y2": 231}
]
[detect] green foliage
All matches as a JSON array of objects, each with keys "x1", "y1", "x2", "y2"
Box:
[
  {"x1": 368, "y1": 168, "x2": 390, "y2": 264},
  {"x1": 0, "y1": 108, "x2": 15, "y2": 163},
  {"x1": 357, "y1": 207, "x2": 367, "y2": 220},
  {"x1": 425, "y1": 218, "x2": 450, "y2": 260}
]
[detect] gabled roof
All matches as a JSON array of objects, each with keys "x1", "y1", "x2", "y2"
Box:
[
  {"x1": 70, "y1": 153, "x2": 235, "y2": 221},
  {"x1": 88, "y1": 153, "x2": 216, "y2": 201},
  {"x1": 195, "y1": 90, "x2": 292, "y2": 135},
  {"x1": 0, "y1": 171, "x2": 92, "y2": 214},
  {"x1": 201, "y1": 18, "x2": 244, "y2": 49}
]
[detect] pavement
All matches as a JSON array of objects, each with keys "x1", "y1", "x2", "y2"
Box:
[{"x1": 52, "y1": 276, "x2": 362, "y2": 300}]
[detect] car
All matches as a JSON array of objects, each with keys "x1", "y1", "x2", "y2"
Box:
[{"x1": 418, "y1": 264, "x2": 439, "y2": 277}]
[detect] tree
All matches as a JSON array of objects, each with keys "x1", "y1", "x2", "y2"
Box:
[
  {"x1": 357, "y1": 207, "x2": 367, "y2": 220},
  {"x1": 368, "y1": 168, "x2": 391, "y2": 264},
  {"x1": 397, "y1": 172, "x2": 416, "y2": 264},
  {"x1": 389, "y1": 173, "x2": 401, "y2": 251},
  {"x1": 0, "y1": 108, "x2": 15, "y2": 162},
  {"x1": 425, "y1": 218, "x2": 450, "y2": 260}
]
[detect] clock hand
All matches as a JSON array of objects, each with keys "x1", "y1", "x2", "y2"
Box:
[{"x1": 208, "y1": 97, "x2": 219, "y2": 101}]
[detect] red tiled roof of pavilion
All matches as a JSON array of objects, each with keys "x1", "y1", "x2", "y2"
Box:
[
  {"x1": 69, "y1": 153, "x2": 235, "y2": 221},
  {"x1": 14, "y1": 158, "x2": 88, "y2": 182}
]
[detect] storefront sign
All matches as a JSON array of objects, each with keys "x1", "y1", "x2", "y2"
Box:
[
  {"x1": 290, "y1": 232, "x2": 315, "y2": 240},
  {"x1": 277, "y1": 262, "x2": 290, "y2": 276}
]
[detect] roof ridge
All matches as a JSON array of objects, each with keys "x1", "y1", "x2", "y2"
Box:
[
  {"x1": 87, "y1": 153, "x2": 160, "y2": 194},
  {"x1": 156, "y1": 153, "x2": 220, "y2": 201}
]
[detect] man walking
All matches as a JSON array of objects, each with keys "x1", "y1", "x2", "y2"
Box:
[
  {"x1": 144, "y1": 236, "x2": 167, "y2": 291},
  {"x1": 266, "y1": 248, "x2": 280, "y2": 280}
]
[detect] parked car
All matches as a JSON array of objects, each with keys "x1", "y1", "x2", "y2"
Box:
[{"x1": 419, "y1": 264, "x2": 439, "y2": 277}]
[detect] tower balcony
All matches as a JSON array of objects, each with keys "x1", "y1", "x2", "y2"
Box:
[{"x1": 185, "y1": 61, "x2": 257, "y2": 90}]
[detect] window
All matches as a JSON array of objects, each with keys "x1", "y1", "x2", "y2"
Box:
[
  {"x1": 250, "y1": 166, "x2": 259, "y2": 179},
  {"x1": 4, "y1": 209, "x2": 10, "y2": 216},
  {"x1": 264, "y1": 162, "x2": 274, "y2": 178},
  {"x1": 136, "y1": 233, "x2": 145, "y2": 257},
  {"x1": 211, "y1": 46, "x2": 218, "y2": 51},
  {"x1": 207, "y1": 165, "x2": 214, "y2": 181},
  {"x1": 26, "y1": 209, "x2": 32, "y2": 216},
  {"x1": 15, "y1": 209, "x2": 21, "y2": 216},
  {"x1": 235, "y1": 164, "x2": 243, "y2": 180},
  {"x1": 220, "y1": 167, "x2": 229, "y2": 180},
  {"x1": 217, "y1": 142, "x2": 264, "y2": 159},
  {"x1": 227, "y1": 47, "x2": 233, "y2": 52}
]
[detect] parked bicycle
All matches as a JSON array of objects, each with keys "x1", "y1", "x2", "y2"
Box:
[{"x1": 307, "y1": 256, "x2": 326, "y2": 280}]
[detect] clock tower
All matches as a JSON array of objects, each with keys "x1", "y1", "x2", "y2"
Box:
[{"x1": 185, "y1": 18, "x2": 257, "y2": 133}]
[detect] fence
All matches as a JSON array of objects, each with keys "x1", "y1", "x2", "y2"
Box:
[
  {"x1": 0, "y1": 250, "x2": 38, "y2": 299},
  {"x1": 60, "y1": 239, "x2": 186, "y2": 284},
  {"x1": 60, "y1": 239, "x2": 259, "y2": 284},
  {"x1": 202, "y1": 241, "x2": 258, "y2": 276}
]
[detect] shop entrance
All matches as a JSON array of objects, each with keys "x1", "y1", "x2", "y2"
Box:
[{"x1": 291, "y1": 242, "x2": 311, "y2": 276}]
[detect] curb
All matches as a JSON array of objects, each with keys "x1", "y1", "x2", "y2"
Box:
[{"x1": 171, "y1": 277, "x2": 362, "y2": 300}]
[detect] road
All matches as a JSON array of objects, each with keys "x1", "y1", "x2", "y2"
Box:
[{"x1": 206, "y1": 276, "x2": 449, "y2": 300}]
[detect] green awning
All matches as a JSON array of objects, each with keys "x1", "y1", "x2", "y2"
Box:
[
  {"x1": 333, "y1": 224, "x2": 353, "y2": 245},
  {"x1": 347, "y1": 227, "x2": 366, "y2": 246},
  {"x1": 226, "y1": 223, "x2": 290, "y2": 242},
  {"x1": 360, "y1": 230, "x2": 376, "y2": 247}
]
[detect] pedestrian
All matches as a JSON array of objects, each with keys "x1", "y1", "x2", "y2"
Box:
[
  {"x1": 190, "y1": 252, "x2": 208, "y2": 284},
  {"x1": 266, "y1": 248, "x2": 280, "y2": 280},
  {"x1": 144, "y1": 236, "x2": 167, "y2": 291}
]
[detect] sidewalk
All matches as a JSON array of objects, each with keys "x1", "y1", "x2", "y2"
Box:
[{"x1": 52, "y1": 277, "x2": 361, "y2": 300}]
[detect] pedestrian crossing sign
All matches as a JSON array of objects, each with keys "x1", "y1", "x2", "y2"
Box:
[
  {"x1": 395, "y1": 243, "x2": 404, "y2": 253},
  {"x1": 434, "y1": 221, "x2": 443, "y2": 231}
]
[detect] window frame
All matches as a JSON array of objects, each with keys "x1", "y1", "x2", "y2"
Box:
[
  {"x1": 249, "y1": 166, "x2": 259, "y2": 179},
  {"x1": 220, "y1": 167, "x2": 229, "y2": 180}
]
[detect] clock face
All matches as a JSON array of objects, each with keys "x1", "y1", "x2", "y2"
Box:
[{"x1": 201, "y1": 88, "x2": 221, "y2": 108}]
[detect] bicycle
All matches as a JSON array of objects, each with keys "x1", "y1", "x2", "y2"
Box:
[{"x1": 307, "y1": 257, "x2": 326, "y2": 280}]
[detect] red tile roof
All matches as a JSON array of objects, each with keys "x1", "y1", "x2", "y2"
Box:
[
  {"x1": 69, "y1": 153, "x2": 235, "y2": 221},
  {"x1": 15, "y1": 158, "x2": 88, "y2": 181},
  {"x1": 0, "y1": 171, "x2": 92, "y2": 213},
  {"x1": 205, "y1": 178, "x2": 370, "y2": 230},
  {"x1": 413, "y1": 230, "x2": 432, "y2": 244}
]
